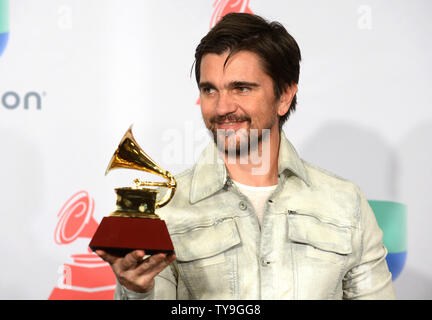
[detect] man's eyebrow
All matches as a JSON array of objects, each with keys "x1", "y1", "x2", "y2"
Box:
[
  {"x1": 198, "y1": 81, "x2": 216, "y2": 89},
  {"x1": 229, "y1": 81, "x2": 260, "y2": 88},
  {"x1": 198, "y1": 81, "x2": 260, "y2": 90}
]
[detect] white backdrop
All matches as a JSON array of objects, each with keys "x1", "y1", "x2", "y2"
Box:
[{"x1": 0, "y1": 0, "x2": 431, "y2": 299}]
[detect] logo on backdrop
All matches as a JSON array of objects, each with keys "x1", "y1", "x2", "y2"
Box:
[
  {"x1": 49, "y1": 191, "x2": 116, "y2": 300},
  {"x1": 0, "y1": 0, "x2": 9, "y2": 57},
  {"x1": 0, "y1": 0, "x2": 45, "y2": 110},
  {"x1": 209, "y1": 0, "x2": 253, "y2": 28},
  {"x1": 1, "y1": 91, "x2": 45, "y2": 110},
  {"x1": 195, "y1": 0, "x2": 254, "y2": 105}
]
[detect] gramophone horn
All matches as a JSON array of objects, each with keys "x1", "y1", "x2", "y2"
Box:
[{"x1": 105, "y1": 125, "x2": 176, "y2": 209}]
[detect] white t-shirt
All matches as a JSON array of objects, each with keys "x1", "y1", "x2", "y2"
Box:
[{"x1": 232, "y1": 180, "x2": 277, "y2": 226}]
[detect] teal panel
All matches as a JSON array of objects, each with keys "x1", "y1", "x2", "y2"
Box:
[
  {"x1": 0, "y1": 0, "x2": 9, "y2": 33},
  {"x1": 368, "y1": 200, "x2": 407, "y2": 253}
]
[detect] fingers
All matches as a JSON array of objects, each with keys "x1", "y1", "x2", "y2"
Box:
[
  {"x1": 95, "y1": 249, "x2": 120, "y2": 265},
  {"x1": 97, "y1": 250, "x2": 176, "y2": 293},
  {"x1": 95, "y1": 249, "x2": 147, "y2": 268},
  {"x1": 149, "y1": 253, "x2": 176, "y2": 276},
  {"x1": 135, "y1": 252, "x2": 176, "y2": 277},
  {"x1": 120, "y1": 250, "x2": 146, "y2": 269},
  {"x1": 96, "y1": 248, "x2": 176, "y2": 281}
]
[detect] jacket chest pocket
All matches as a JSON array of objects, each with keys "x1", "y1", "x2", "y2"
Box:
[
  {"x1": 287, "y1": 213, "x2": 352, "y2": 299},
  {"x1": 171, "y1": 218, "x2": 241, "y2": 300}
]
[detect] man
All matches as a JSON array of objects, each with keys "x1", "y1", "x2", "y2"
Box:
[{"x1": 96, "y1": 13, "x2": 395, "y2": 299}]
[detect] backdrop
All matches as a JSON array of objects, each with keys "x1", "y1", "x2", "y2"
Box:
[{"x1": 0, "y1": 0, "x2": 431, "y2": 299}]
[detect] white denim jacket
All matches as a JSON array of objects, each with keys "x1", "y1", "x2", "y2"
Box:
[{"x1": 115, "y1": 132, "x2": 395, "y2": 300}]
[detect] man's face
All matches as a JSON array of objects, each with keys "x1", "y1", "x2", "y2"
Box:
[{"x1": 199, "y1": 50, "x2": 290, "y2": 154}]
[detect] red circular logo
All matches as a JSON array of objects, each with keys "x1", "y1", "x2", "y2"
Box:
[{"x1": 54, "y1": 191, "x2": 95, "y2": 245}]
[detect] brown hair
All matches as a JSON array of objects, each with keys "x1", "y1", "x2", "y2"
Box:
[{"x1": 194, "y1": 13, "x2": 301, "y2": 129}]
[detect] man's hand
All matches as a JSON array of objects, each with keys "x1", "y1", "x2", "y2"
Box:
[{"x1": 95, "y1": 249, "x2": 176, "y2": 293}]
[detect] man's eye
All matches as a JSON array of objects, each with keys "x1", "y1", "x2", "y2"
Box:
[
  {"x1": 236, "y1": 87, "x2": 251, "y2": 93},
  {"x1": 202, "y1": 87, "x2": 215, "y2": 94}
]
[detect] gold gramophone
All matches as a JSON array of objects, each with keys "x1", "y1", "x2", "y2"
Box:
[{"x1": 89, "y1": 125, "x2": 176, "y2": 255}]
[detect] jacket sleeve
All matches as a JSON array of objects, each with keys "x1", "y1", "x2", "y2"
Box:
[
  {"x1": 114, "y1": 262, "x2": 178, "y2": 300},
  {"x1": 342, "y1": 192, "x2": 396, "y2": 299}
]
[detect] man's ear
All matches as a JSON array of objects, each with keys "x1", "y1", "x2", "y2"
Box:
[{"x1": 277, "y1": 83, "x2": 298, "y2": 117}]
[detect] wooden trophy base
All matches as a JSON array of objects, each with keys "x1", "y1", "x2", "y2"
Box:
[{"x1": 89, "y1": 216, "x2": 174, "y2": 256}]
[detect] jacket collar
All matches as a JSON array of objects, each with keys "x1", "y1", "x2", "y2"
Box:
[
  {"x1": 189, "y1": 130, "x2": 310, "y2": 204},
  {"x1": 277, "y1": 131, "x2": 310, "y2": 186}
]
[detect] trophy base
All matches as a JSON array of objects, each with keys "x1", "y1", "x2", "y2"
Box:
[{"x1": 89, "y1": 216, "x2": 174, "y2": 256}]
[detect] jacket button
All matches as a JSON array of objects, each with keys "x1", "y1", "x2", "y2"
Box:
[
  {"x1": 261, "y1": 258, "x2": 271, "y2": 266},
  {"x1": 239, "y1": 201, "x2": 247, "y2": 210}
]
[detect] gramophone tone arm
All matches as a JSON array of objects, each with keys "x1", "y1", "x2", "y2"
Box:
[{"x1": 133, "y1": 179, "x2": 176, "y2": 189}]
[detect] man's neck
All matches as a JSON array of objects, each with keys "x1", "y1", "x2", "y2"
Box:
[{"x1": 223, "y1": 129, "x2": 280, "y2": 187}]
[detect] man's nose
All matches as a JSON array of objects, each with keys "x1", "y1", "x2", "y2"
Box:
[{"x1": 216, "y1": 91, "x2": 237, "y2": 116}]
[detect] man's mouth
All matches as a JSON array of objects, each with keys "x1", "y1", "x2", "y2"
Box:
[
  {"x1": 211, "y1": 114, "x2": 251, "y2": 131},
  {"x1": 215, "y1": 120, "x2": 247, "y2": 130}
]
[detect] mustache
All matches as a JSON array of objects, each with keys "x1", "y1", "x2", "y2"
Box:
[{"x1": 209, "y1": 114, "x2": 251, "y2": 124}]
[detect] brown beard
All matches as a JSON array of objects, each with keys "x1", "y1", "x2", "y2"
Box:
[
  {"x1": 206, "y1": 114, "x2": 250, "y2": 155},
  {"x1": 208, "y1": 121, "x2": 274, "y2": 157},
  {"x1": 204, "y1": 104, "x2": 279, "y2": 156}
]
